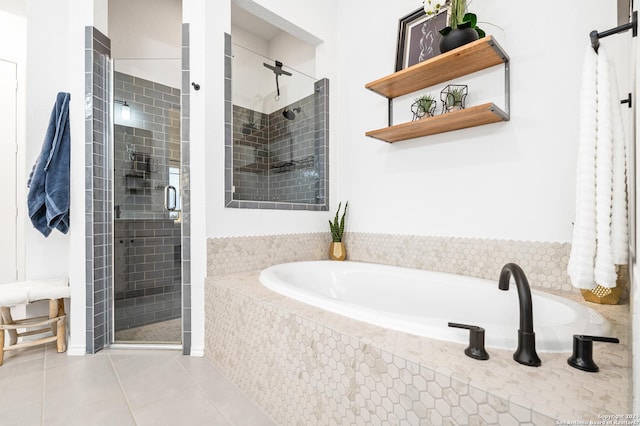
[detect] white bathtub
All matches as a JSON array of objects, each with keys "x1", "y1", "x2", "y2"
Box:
[{"x1": 260, "y1": 261, "x2": 612, "y2": 353}]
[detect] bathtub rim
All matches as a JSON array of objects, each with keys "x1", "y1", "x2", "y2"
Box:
[{"x1": 259, "y1": 260, "x2": 612, "y2": 353}]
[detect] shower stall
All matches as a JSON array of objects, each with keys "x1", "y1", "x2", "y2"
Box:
[
  {"x1": 111, "y1": 59, "x2": 183, "y2": 344},
  {"x1": 85, "y1": 5, "x2": 190, "y2": 353},
  {"x1": 226, "y1": 42, "x2": 329, "y2": 209}
]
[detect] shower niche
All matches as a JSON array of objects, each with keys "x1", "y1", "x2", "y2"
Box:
[{"x1": 225, "y1": 38, "x2": 329, "y2": 211}]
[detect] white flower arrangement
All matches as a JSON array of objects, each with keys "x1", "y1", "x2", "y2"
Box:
[{"x1": 423, "y1": 0, "x2": 445, "y2": 16}]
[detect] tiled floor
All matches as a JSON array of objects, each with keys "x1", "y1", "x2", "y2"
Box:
[{"x1": 0, "y1": 344, "x2": 276, "y2": 426}]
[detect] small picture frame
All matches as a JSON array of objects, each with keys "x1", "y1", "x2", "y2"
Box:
[{"x1": 395, "y1": 7, "x2": 449, "y2": 72}]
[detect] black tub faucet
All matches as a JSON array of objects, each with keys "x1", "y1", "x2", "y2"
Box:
[{"x1": 498, "y1": 263, "x2": 541, "y2": 367}]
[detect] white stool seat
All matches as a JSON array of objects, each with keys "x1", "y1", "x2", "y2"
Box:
[
  {"x1": 0, "y1": 278, "x2": 69, "y2": 306},
  {"x1": 0, "y1": 277, "x2": 69, "y2": 366}
]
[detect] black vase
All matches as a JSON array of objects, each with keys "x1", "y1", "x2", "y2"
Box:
[{"x1": 439, "y1": 27, "x2": 479, "y2": 53}]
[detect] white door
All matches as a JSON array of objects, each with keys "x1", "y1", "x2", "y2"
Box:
[{"x1": 0, "y1": 59, "x2": 17, "y2": 283}]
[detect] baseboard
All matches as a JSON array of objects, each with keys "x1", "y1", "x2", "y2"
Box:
[
  {"x1": 66, "y1": 345, "x2": 86, "y2": 356},
  {"x1": 189, "y1": 347, "x2": 204, "y2": 357}
]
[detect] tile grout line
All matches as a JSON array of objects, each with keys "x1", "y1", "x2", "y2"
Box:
[
  {"x1": 107, "y1": 352, "x2": 139, "y2": 424},
  {"x1": 173, "y1": 355, "x2": 238, "y2": 426}
]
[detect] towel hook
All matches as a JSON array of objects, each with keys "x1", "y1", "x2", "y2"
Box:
[
  {"x1": 621, "y1": 93, "x2": 632, "y2": 108},
  {"x1": 591, "y1": 10, "x2": 638, "y2": 52}
]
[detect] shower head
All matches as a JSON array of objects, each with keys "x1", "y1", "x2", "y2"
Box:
[{"x1": 283, "y1": 107, "x2": 301, "y2": 120}]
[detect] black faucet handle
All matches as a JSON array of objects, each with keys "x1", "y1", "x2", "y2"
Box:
[
  {"x1": 567, "y1": 335, "x2": 620, "y2": 372},
  {"x1": 448, "y1": 322, "x2": 490, "y2": 360}
]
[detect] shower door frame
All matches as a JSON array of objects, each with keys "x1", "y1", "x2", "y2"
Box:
[{"x1": 85, "y1": 24, "x2": 192, "y2": 355}]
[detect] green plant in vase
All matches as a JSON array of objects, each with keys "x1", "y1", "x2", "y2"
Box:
[
  {"x1": 440, "y1": 0, "x2": 485, "y2": 37},
  {"x1": 435, "y1": 0, "x2": 486, "y2": 53},
  {"x1": 329, "y1": 201, "x2": 348, "y2": 242},
  {"x1": 328, "y1": 201, "x2": 348, "y2": 260},
  {"x1": 413, "y1": 94, "x2": 436, "y2": 120},
  {"x1": 441, "y1": 85, "x2": 468, "y2": 112}
]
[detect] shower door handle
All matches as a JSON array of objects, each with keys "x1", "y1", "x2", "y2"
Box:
[{"x1": 164, "y1": 185, "x2": 177, "y2": 211}]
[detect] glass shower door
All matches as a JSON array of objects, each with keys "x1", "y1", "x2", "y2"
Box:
[{"x1": 112, "y1": 59, "x2": 182, "y2": 344}]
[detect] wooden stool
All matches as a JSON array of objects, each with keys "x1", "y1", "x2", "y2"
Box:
[{"x1": 0, "y1": 278, "x2": 70, "y2": 366}]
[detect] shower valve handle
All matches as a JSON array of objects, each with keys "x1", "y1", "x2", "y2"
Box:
[{"x1": 448, "y1": 322, "x2": 490, "y2": 360}]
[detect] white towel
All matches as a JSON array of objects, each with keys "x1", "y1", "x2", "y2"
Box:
[
  {"x1": 568, "y1": 45, "x2": 628, "y2": 290},
  {"x1": 609, "y1": 57, "x2": 629, "y2": 266},
  {"x1": 593, "y1": 48, "x2": 617, "y2": 287},
  {"x1": 568, "y1": 47, "x2": 598, "y2": 290}
]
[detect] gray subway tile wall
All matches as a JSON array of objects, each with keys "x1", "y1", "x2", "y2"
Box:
[
  {"x1": 113, "y1": 72, "x2": 181, "y2": 221},
  {"x1": 85, "y1": 26, "x2": 113, "y2": 353},
  {"x1": 230, "y1": 92, "x2": 328, "y2": 207},
  {"x1": 113, "y1": 220, "x2": 182, "y2": 331},
  {"x1": 181, "y1": 23, "x2": 191, "y2": 354},
  {"x1": 224, "y1": 33, "x2": 233, "y2": 208}
]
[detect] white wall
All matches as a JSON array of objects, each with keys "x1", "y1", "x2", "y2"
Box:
[
  {"x1": 211, "y1": 0, "x2": 629, "y2": 245},
  {"x1": 0, "y1": 9, "x2": 26, "y2": 283},
  {"x1": 24, "y1": 2, "x2": 71, "y2": 282},
  {"x1": 338, "y1": 0, "x2": 629, "y2": 243},
  {"x1": 229, "y1": 26, "x2": 271, "y2": 113},
  {"x1": 23, "y1": 0, "x2": 100, "y2": 355},
  {"x1": 109, "y1": 0, "x2": 182, "y2": 88}
]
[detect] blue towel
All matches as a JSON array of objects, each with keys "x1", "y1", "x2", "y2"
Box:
[{"x1": 27, "y1": 92, "x2": 71, "y2": 237}]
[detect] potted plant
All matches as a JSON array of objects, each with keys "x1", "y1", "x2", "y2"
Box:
[
  {"x1": 412, "y1": 94, "x2": 437, "y2": 120},
  {"x1": 441, "y1": 84, "x2": 468, "y2": 112},
  {"x1": 328, "y1": 201, "x2": 348, "y2": 261},
  {"x1": 431, "y1": 0, "x2": 486, "y2": 53}
]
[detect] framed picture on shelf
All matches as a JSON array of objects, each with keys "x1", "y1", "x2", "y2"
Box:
[{"x1": 395, "y1": 7, "x2": 449, "y2": 71}]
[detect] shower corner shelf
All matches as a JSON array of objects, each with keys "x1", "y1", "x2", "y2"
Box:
[
  {"x1": 235, "y1": 162, "x2": 269, "y2": 173},
  {"x1": 364, "y1": 36, "x2": 510, "y2": 143}
]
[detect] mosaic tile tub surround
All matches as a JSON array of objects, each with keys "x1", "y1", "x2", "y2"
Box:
[
  {"x1": 207, "y1": 233, "x2": 332, "y2": 277},
  {"x1": 205, "y1": 233, "x2": 631, "y2": 424},
  {"x1": 208, "y1": 232, "x2": 576, "y2": 292},
  {"x1": 343, "y1": 233, "x2": 575, "y2": 292}
]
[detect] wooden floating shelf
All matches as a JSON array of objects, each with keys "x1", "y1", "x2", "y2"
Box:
[
  {"x1": 365, "y1": 36, "x2": 508, "y2": 98},
  {"x1": 364, "y1": 36, "x2": 510, "y2": 142},
  {"x1": 365, "y1": 103, "x2": 508, "y2": 143}
]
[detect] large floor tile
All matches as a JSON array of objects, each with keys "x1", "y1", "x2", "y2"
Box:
[
  {"x1": 43, "y1": 354, "x2": 124, "y2": 415},
  {"x1": 0, "y1": 399, "x2": 42, "y2": 426},
  {"x1": 131, "y1": 387, "x2": 232, "y2": 426},
  {"x1": 111, "y1": 351, "x2": 198, "y2": 410},
  {"x1": 42, "y1": 393, "x2": 135, "y2": 426},
  {"x1": 177, "y1": 356, "x2": 277, "y2": 425},
  {"x1": 0, "y1": 348, "x2": 277, "y2": 426},
  {"x1": 0, "y1": 357, "x2": 44, "y2": 413}
]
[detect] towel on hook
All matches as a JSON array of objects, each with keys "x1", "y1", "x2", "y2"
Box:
[
  {"x1": 567, "y1": 46, "x2": 628, "y2": 290},
  {"x1": 27, "y1": 92, "x2": 71, "y2": 237}
]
